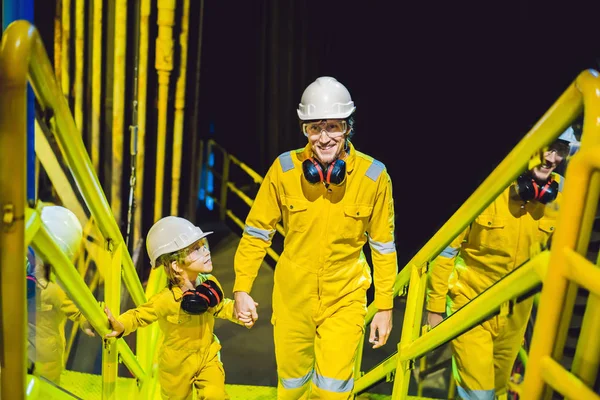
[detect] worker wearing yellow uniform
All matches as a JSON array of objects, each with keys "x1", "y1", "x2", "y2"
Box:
[
  {"x1": 426, "y1": 136, "x2": 573, "y2": 399},
  {"x1": 233, "y1": 76, "x2": 398, "y2": 399},
  {"x1": 27, "y1": 205, "x2": 95, "y2": 384},
  {"x1": 104, "y1": 216, "x2": 249, "y2": 400}
]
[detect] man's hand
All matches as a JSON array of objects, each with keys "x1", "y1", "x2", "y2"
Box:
[
  {"x1": 234, "y1": 291, "x2": 259, "y2": 329},
  {"x1": 427, "y1": 311, "x2": 444, "y2": 329},
  {"x1": 369, "y1": 309, "x2": 393, "y2": 349}
]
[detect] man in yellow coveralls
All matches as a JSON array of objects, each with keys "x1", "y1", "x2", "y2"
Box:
[
  {"x1": 426, "y1": 132, "x2": 576, "y2": 399},
  {"x1": 232, "y1": 76, "x2": 398, "y2": 399}
]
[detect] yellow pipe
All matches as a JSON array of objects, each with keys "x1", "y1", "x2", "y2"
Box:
[
  {"x1": 154, "y1": 0, "x2": 176, "y2": 222},
  {"x1": 539, "y1": 356, "x2": 599, "y2": 400},
  {"x1": 61, "y1": 0, "x2": 71, "y2": 99},
  {"x1": 0, "y1": 21, "x2": 38, "y2": 399},
  {"x1": 74, "y1": 0, "x2": 84, "y2": 131},
  {"x1": 111, "y1": 0, "x2": 128, "y2": 226},
  {"x1": 522, "y1": 70, "x2": 600, "y2": 399},
  {"x1": 54, "y1": 0, "x2": 62, "y2": 80},
  {"x1": 134, "y1": 0, "x2": 151, "y2": 246},
  {"x1": 91, "y1": 0, "x2": 103, "y2": 172},
  {"x1": 170, "y1": 0, "x2": 191, "y2": 215}
]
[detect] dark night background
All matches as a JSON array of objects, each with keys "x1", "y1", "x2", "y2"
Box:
[{"x1": 5, "y1": 0, "x2": 600, "y2": 269}]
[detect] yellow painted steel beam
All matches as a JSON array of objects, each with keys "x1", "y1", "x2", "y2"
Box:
[
  {"x1": 0, "y1": 21, "x2": 34, "y2": 399},
  {"x1": 74, "y1": 0, "x2": 84, "y2": 132},
  {"x1": 522, "y1": 70, "x2": 600, "y2": 399},
  {"x1": 134, "y1": 0, "x2": 151, "y2": 246},
  {"x1": 154, "y1": 0, "x2": 176, "y2": 222},
  {"x1": 170, "y1": 0, "x2": 191, "y2": 215},
  {"x1": 102, "y1": 241, "x2": 122, "y2": 399},
  {"x1": 91, "y1": 0, "x2": 103, "y2": 172},
  {"x1": 539, "y1": 356, "x2": 599, "y2": 400},
  {"x1": 111, "y1": 0, "x2": 128, "y2": 225},
  {"x1": 571, "y1": 293, "x2": 600, "y2": 387},
  {"x1": 61, "y1": 0, "x2": 71, "y2": 99}
]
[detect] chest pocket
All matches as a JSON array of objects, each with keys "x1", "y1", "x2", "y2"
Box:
[
  {"x1": 166, "y1": 312, "x2": 192, "y2": 326},
  {"x1": 342, "y1": 205, "x2": 373, "y2": 239},
  {"x1": 537, "y1": 219, "x2": 556, "y2": 246},
  {"x1": 473, "y1": 215, "x2": 508, "y2": 251},
  {"x1": 282, "y1": 196, "x2": 310, "y2": 233}
]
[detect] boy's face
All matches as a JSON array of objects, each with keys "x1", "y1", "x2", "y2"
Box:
[{"x1": 182, "y1": 238, "x2": 213, "y2": 274}]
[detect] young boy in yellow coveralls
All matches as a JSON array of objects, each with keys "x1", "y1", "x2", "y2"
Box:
[
  {"x1": 104, "y1": 216, "x2": 255, "y2": 400},
  {"x1": 27, "y1": 205, "x2": 95, "y2": 384},
  {"x1": 426, "y1": 134, "x2": 576, "y2": 400}
]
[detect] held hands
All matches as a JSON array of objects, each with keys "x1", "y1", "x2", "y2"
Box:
[
  {"x1": 369, "y1": 309, "x2": 393, "y2": 349},
  {"x1": 427, "y1": 311, "x2": 444, "y2": 329},
  {"x1": 104, "y1": 306, "x2": 125, "y2": 339},
  {"x1": 234, "y1": 291, "x2": 259, "y2": 329}
]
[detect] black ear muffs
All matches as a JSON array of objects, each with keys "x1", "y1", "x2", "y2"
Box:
[
  {"x1": 516, "y1": 172, "x2": 559, "y2": 204},
  {"x1": 180, "y1": 280, "x2": 223, "y2": 315},
  {"x1": 302, "y1": 158, "x2": 346, "y2": 186}
]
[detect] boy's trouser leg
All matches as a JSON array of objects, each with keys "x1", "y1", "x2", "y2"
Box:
[{"x1": 194, "y1": 341, "x2": 228, "y2": 400}]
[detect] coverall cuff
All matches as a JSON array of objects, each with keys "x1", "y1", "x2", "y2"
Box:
[
  {"x1": 232, "y1": 278, "x2": 253, "y2": 294},
  {"x1": 374, "y1": 297, "x2": 394, "y2": 311},
  {"x1": 425, "y1": 298, "x2": 446, "y2": 314}
]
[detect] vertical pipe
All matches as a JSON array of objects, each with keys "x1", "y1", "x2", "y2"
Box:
[
  {"x1": 74, "y1": 0, "x2": 84, "y2": 132},
  {"x1": 54, "y1": 0, "x2": 62, "y2": 81},
  {"x1": 187, "y1": 0, "x2": 205, "y2": 219},
  {"x1": 102, "y1": 242, "x2": 122, "y2": 399},
  {"x1": 170, "y1": 0, "x2": 191, "y2": 216},
  {"x1": 571, "y1": 294, "x2": 600, "y2": 386},
  {"x1": 154, "y1": 0, "x2": 176, "y2": 222},
  {"x1": 0, "y1": 20, "x2": 30, "y2": 400},
  {"x1": 91, "y1": 0, "x2": 102, "y2": 172},
  {"x1": 133, "y1": 0, "x2": 151, "y2": 246},
  {"x1": 61, "y1": 0, "x2": 70, "y2": 100},
  {"x1": 111, "y1": 0, "x2": 127, "y2": 226},
  {"x1": 3, "y1": 0, "x2": 35, "y2": 204}
]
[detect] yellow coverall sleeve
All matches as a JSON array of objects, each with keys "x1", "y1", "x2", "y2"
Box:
[
  {"x1": 117, "y1": 293, "x2": 161, "y2": 337},
  {"x1": 207, "y1": 276, "x2": 244, "y2": 326},
  {"x1": 53, "y1": 285, "x2": 87, "y2": 326},
  {"x1": 426, "y1": 227, "x2": 469, "y2": 313},
  {"x1": 367, "y1": 170, "x2": 398, "y2": 310},
  {"x1": 233, "y1": 163, "x2": 282, "y2": 294}
]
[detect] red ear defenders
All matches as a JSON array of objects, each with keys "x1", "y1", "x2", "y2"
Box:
[
  {"x1": 302, "y1": 158, "x2": 346, "y2": 186},
  {"x1": 516, "y1": 172, "x2": 559, "y2": 204},
  {"x1": 181, "y1": 280, "x2": 223, "y2": 314}
]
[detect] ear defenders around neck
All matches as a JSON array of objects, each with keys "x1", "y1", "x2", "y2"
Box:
[
  {"x1": 181, "y1": 280, "x2": 223, "y2": 315},
  {"x1": 516, "y1": 172, "x2": 559, "y2": 204},
  {"x1": 302, "y1": 158, "x2": 346, "y2": 186}
]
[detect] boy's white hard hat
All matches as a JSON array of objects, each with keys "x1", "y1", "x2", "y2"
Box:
[{"x1": 147, "y1": 216, "x2": 212, "y2": 267}]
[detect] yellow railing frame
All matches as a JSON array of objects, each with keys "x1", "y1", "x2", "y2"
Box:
[{"x1": 0, "y1": 20, "x2": 149, "y2": 399}]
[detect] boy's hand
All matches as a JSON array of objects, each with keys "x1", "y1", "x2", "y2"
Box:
[
  {"x1": 234, "y1": 292, "x2": 259, "y2": 329},
  {"x1": 104, "y1": 306, "x2": 125, "y2": 338},
  {"x1": 80, "y1": 320, "x2": 96, "y2": 337}
]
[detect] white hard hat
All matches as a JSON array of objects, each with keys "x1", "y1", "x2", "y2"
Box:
[
  {"x1": 147, "y1": 216, "x2": 213, "y2": 268},
  {"x1": 558, "y1": 126, "x2": 581, "y2": 156},
  {"x1": 297, "y1": 76, "x2": 356, "y2": 121},
  {"x1": 40, "y1": 206, "x2": 83, "y2": 261}
]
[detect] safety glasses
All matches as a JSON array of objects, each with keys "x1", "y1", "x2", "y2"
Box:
[{"x1": 302, "y1": 120, "x2": 347, "y2": 138}]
